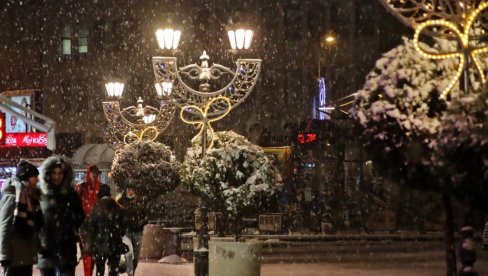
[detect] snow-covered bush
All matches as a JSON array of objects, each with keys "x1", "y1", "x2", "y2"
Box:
[
  {"x1": 350, "y1": 37, "x2": 484, "y2": 190},
  {"x1": 181, "y1": 131, "x2": 282, "y2": 237},
  {"x1": 111, "y1": 141, "x2": 180, "y2": 197},
  {"x1": 432, "y1": 88, "x2": 488, "y2": 210}
]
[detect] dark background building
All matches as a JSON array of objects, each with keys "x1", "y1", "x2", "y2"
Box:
[
  {"x1": 1, "y1": 0, "x2": 447, "y2": 234},
  {"x1": 0, "y1": 0, "x2": 409, "y2": 151}
]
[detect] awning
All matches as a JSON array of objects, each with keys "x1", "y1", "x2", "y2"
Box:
[{"x1": 71, "y1": 144, "x2": 115, "y2": 170}]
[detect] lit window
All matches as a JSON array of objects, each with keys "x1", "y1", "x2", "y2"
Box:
[
  {"x1": 61, "y1": 25, "x2": 71, "y2": 55},
  {"x1": 79, "y1": 26, "x2": 88, "y2": 53}
]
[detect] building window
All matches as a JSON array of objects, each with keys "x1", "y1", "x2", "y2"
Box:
[
  {"x1": 79, "y1": 25, "x2": 88, "y2": 53},
  {"x1": 61, "y1": 25, "x2": 71, "y2": 55}
]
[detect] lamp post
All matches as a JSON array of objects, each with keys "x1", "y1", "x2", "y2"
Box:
[
  {"x1": 152, "y1": 24, "x2": 261, "y2": 276},
  {"x1": 101, "y1": 80, "x2": 175, "y2": 147}
]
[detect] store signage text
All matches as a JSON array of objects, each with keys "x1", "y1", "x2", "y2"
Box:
[
  {"x1": 1, "y1": 132, "x2": 48, "y2": 148},
  {"x1": 0, "y1": 113, "x2": 5, "y2": 145}
]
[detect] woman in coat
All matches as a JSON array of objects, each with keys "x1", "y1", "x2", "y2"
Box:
[
  {"x1": 0, "y1": 160, "x2": 42, "y2": 276},
  {"x1": 37, "y1": 156, "x2": 84, "y2": 276}
]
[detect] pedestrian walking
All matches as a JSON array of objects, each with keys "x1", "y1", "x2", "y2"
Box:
[
  {"x1": 116, "y1": 181, "x2": 148, "y2": 276},
  {"x1": 88, "y1": 185, "x2": 127, "y2": 276},
  {"x1": 37, "y1": 156, "x2": 84, "y2": 276},
  {"x1": 75, "y1": 164, "x2": 103, "y2": 276},
  {"x1": 0, "y1": 160, "x2": 42, "y2": 276}
]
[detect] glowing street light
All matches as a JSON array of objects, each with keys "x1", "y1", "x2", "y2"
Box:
[
  {"x1": 227, "y1": 26, "x2": 254, "y2": 50},
  {"x1": 105, "y1": 82, "x2": 124, "y2": 98},
  {"x1": 155, "y1": 28, "x2": 182, "y2": 50}
]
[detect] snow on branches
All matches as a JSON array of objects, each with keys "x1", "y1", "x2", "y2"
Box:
[
  {"x1": 350, "y1": 35, "x2": 488, "y2": 196},
  {"x1": 181, "y1": 131, "x2": 282, "y2": 220},
  {"x1": 111, "y1": 140, "x2": 180, "y2": 197}
]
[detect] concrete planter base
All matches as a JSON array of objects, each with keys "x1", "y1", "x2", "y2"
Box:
[{"x1": 209, "y1": 240, "x2": 263, "y2": 276}]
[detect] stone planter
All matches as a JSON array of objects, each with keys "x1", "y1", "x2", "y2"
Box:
[
  {"x1": 209, "y1": 240, "x2": 263, "y2": 276},
  {"x1": 140, "y1": 224, "x2": 166, "y2": 260}
]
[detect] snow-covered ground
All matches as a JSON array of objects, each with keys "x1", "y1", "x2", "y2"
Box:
[{"x1": 32, "y1": 243, "x2": 488, "y2": 275}]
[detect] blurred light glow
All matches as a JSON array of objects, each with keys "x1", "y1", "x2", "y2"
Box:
[
  {"x1": 325, "y1": 36, "x2": 336, "y2": 43},
  {"x1": 155, "y1": 81, "x2": 173, "y2": 97},
  {"x1": 143, "y1": 114, "x2": 156, "y2": 124}
]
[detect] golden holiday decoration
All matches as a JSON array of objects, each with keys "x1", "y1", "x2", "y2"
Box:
[
  {"x1": 413, "y1": 2, "x2": 488, "y2": 98},
  {"x1": 122, "y1": 126, "x2": 159, "y2": 145},
  {"x1": 378, "y1": 0, "x2": 488, "y2": 32},
  {"x1": 179, "y1": 96, "x2": 232, "y2": 151}
]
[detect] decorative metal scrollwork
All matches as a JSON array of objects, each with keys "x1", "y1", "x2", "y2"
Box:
[
  {"x1": 102, "y1": 99, "x2": 175, "y2": 147},
  {"x1": 152, "y1": 51, "x2": 262, "y2": 117}
]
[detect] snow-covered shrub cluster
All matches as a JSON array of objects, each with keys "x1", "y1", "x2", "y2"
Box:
[
  {"x1": 111, "y1": 140, "x2": 180, "y2": 196},
  {"x1": 181, "y1": 131, "x2": 282, "y2": 234},
  {"x1": 349, "y1": 37, "x2": 485, "y2": 189}
]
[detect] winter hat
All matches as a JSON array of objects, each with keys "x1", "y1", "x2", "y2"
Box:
[
  {"x1": 16, "y1": 160, "x2": 39, "y2": 181},
  {"x1": 89, "y1": 164, "x2": 101, "y2": 174},
  {"x1": 126, "y1": 179, "x2": 137, "y2": 189}
]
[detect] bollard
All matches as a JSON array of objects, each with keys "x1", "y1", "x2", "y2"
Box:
[
  {"x1": 194, "y1": 206, "x2": 209, "y2": 276},
  {"x1": 458, "y1": 226, "x2": 477, "y2": 276}
]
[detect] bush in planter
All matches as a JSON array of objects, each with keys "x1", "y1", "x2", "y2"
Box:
[
  {"x1": 181, "y1": 131, "x2": 283, "y2": 239},
  {"x1": 111, "y1": 140, "x2": 180, "y2": 220}
]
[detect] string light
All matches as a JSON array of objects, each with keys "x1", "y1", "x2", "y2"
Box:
[
  {"x1": 179, "y1": 96, "x2": 232, "y2": 152},
  {"x1": 123, "y1": 126, "x2": 159, "y2": 145},
  {"x1": 413, "y1": 2, "x2": 488, "y2": 99}
]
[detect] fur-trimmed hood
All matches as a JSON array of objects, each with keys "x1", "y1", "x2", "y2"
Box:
[{"x1": 39, "y1": 155, "x2": 74, "y2": 195}]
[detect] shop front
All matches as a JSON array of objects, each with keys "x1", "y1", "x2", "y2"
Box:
[
  {"x1": 71, "y1": 143, "x2": 115, "y2": 188},
  {"x1": 0, "y1": 132, "x2": 51, "y2": 187}
]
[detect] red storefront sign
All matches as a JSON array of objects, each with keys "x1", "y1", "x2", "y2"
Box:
[
  {"x1": 297, "y1": 133, "x2": 317, "y2": 144},
  {"x1": 1, "y1": 132, "x2": 48, "y2": 148},
  {"x1": 0, "y1": 113, "x2": 5, "y2": 145}
]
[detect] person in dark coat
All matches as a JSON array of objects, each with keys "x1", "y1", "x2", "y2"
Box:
[
  {"x1": 89, "y1": 184, "x2": 127, "y2": 276},
  {"x1": 0, "y1": 160, "x2": 42, "y2": 276},
  {"x1": 116, "y1": 180, "x2": 148, "y2": 276},
  {"x1": 37, "y1": 156, "x2": 84, "y2": 276}
]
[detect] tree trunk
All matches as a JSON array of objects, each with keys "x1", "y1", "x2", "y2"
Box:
[{"x1": 442, "y1": 194, "x2": 457, "y2": 276}]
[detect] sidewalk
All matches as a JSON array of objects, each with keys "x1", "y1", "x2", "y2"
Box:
[
  {"x1": 33, "y1": 260, "x2": 488, "y2": 276},
  {"x1": 32, "y1": 246, "x2": 488, "y2": 276}
]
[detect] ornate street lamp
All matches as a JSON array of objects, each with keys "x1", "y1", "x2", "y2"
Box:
[
  {"x1": 152, "y1": 27, "x2": 261, "y2": 153},
  {"x1": 152, "y1": 25, "x2": 262, "y2": 276},
  {"x1": 102, "y1": 80, "x2": 175, "y2": 147}
]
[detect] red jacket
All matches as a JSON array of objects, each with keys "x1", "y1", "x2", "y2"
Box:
[{"x1": 75, "y1": 167, "x2": 101, "y2": 217}]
